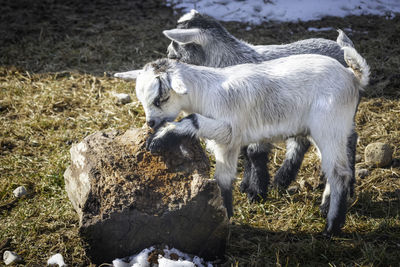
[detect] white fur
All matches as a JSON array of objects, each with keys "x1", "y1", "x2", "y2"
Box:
[
  {"x1": 136, "y1": 46, "x2": 369, "y2": 225},
  {"x1": 177, "y1": 9, "x2": 199, "y2": 23},
  {"x1": 114, "y1": 70, "x2": 142, "y2": 80},
  {"x1": 163, "y1": 29, "x2": 203, "y2": 44},
  {"x1": 321, "y1": 182, "x2": 331, "y2": 207},
  {"x1": 343, "y1": 46, "x2": 370, "y2": 87}
]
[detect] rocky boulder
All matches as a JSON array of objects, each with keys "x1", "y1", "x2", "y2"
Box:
[
  {"x1": 64, "y1": 128, "x2": 229, "y2": 264},
  {"x1": 364, "y1": 142, "x2": 393, "y2": 167}
]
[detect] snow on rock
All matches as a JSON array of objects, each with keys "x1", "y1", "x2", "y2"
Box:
[
  {"x1": 113, "y1": 246, "x2": 212, "y2": 267},
  {"x1": 157, "y1": 258, "x2": 195, "y2": 267},
  {"x1": 47, "y1": 253, "x2": 67, "y2": 266},
  {"x1": 166, "y1": 0, "x2": 400, "y2": 24}
]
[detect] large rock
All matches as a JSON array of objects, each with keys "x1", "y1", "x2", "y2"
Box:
[
  {"x1": 64, "y1": 128, "x2": 228, "y2": 264},
  {"x1": 364, "y1": 142, "x2": 393, "y2": 167}
]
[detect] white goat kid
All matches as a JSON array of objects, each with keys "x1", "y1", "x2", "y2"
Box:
[
  {"x1": 116, "y1": 9, "x2": 358, "y2": 206},
  {"x1": 135, "y1": 47, "x2": 369, "y2": 236}
]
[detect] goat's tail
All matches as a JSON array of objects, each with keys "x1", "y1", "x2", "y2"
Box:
[
  {"x1": 342, "y1": 46, "x2": 370, "y2": 88},
  {"x1": 336, "y1": 29, "x2": 354, "y2": 48}
]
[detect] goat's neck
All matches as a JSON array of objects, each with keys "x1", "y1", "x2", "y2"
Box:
[
  {"x1": 205, "y1": 35, "x2": 262, "y2": 67},
  {"x1": 175, "y1": 63, "x2": 220, "y2": 117}
]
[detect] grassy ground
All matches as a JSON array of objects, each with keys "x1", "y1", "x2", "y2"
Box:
[{"x1": 1, "y1": 0, "x2": 400, "y2": 266}]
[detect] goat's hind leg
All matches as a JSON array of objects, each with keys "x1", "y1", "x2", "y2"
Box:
[
  {"x1": 319, "y1": 128, "x2": 358, "y2": 218},
  {"x1": 319, "y1": 181, "x2": 330, "y2": 218},
  {"x1": 323, "y1": 168, "x2": 351, "y2": 236},
  {"x1": 316, "y1": 137, "x2": 352, "y2": 236},
  {"x1": 347, "y1": 129, "x2": 358, "y2": 197},
  {"x1": 273, "y1": 136, "x2": 310, "y2": 189}
]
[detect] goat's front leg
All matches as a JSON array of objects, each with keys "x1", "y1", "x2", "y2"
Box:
[
  {"x1": 214, "y1": 145, "x2": 241, "y2": 218},
  {"x1": 147, "y1": 114, "x2": 238, "y2": 217},
  {"x1": 273, "y1": 136, "x2": 310, "y2": 189},
  {"x1": 240, "y1": 143, "x2": 271, "y2": 202},
  {"x1": 147, "y1": 113, "x2": 232, "y2": 153}
]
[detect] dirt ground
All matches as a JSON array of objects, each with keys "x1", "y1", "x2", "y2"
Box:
[{"x1": 0, "y1": 0, "x2": 399, "y2": 266}]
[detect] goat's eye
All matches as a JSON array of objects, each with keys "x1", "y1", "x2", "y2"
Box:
[
  {"x1": 153, "y1": 97, "x2": 169, "y2": 108},
  {"x1": 162, "y1": 96, "x2": 170, "y2": 104}
]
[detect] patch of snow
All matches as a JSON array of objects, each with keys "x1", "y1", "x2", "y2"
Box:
[
  {"x1": 113, "y1": 246, "x2": 212, "y2": 267},
  {"x1": 167, "y1": 0, "x2": 400, "y2": 24},
  {"x1": 307, "y1": 26, "x2": 335, "y2": 32},
  {"x1": 158, "y1": 258, "x2": 195, "y2": 267}
]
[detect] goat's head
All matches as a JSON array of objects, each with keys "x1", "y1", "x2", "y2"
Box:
[
  {"x1": 135, "y1": 59, "x2": 188, "y2": 129},
  {"x1": 163, "y1": 9, "x2": 230, "y2": 65}
]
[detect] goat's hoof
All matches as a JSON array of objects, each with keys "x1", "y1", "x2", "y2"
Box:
[
  {"x1": 146, "y1": 137, "x2": 166, "y2": 154},
  {"x1": 239, "y1": 181, "x2": 249, "y2": 193},
  {"x1": 246, "y1": 188, "x2": 267, "y2": 203},
  {"x1": 248, "y1": 194, "x2": 265, "y2": 203},
  {"x1": 272, "y1": 179, "x2": 290, "y2": 191},
  {"x1": 146, "y1": 131, "x2": 183, "y2": 154},
  {"x1": 272, "y1": 173, "x2": 294, "y2": 190},
  {"x1": 321, "y1": 226, "x2": 342, "y2": 238},
  {"x1": 145, "y1": 134, "x2": 155, "y2": 150}
]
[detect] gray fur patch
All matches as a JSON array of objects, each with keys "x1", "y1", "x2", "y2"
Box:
[{"x1": 144, "y1": 58, "x2": 171, "y2": 74}]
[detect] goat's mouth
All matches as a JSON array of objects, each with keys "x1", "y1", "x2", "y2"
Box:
[
  {"x1": 167, "y1": 54, "x2": 180, "y2": 60},
  {"x1": 152, "y1": 117, "x2": 174, "y2": 132}
]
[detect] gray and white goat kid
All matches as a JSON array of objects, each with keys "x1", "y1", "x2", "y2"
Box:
[
  {"x1": 135, "y1": 46, "x2": 369, "y2": 236},
  {"x1": 116, "y1": 9, "x2": 359, "y2": 207},
  {"x1": 163, "y1": 10, "x2": 359, "y2": 204},
  {"x1": 163, "y1": 9, "x2": 351, "y2": 66}
]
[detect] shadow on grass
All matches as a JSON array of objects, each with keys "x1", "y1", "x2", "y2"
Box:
[
  {"x1": 227, "y1": 222, "x2": 400, "y2": 266},
  {"x1": 349, "y1": 190, "x2": 400, "y2": 219}
]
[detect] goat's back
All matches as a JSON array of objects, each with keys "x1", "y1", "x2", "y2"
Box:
[
  {"x1": 199, "y1": 54, "x2": 359, "y2": 144},
  {"x1": 203, "y1": 54, "x2": 359, "y2": 124},
  {"x1": 252, "y1": 38, "x2": 346, "y2": 66}
]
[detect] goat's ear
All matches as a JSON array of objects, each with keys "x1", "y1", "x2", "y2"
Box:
[
  {"x1": 114, "y1": 69, "x2": 142, "y2": 80},
  {"x1": 163, "y1": 29, "x2": 202, "y2": 44},
  {"x1": 170, "y1": 72, "x2": 188, "y2": 95}
]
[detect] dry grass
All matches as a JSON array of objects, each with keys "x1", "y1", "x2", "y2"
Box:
[{"x1": 1, "y1": 1, "x2": 400, "y2": 266}]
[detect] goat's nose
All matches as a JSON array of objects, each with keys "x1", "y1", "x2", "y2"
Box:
[{"x1": 147, "y1": 120, "x2": 156, "y2": 129}]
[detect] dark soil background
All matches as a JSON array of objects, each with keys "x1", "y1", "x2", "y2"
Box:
[{"x1": 1, "y1": 0, "x2": 400, "y2": 98}]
